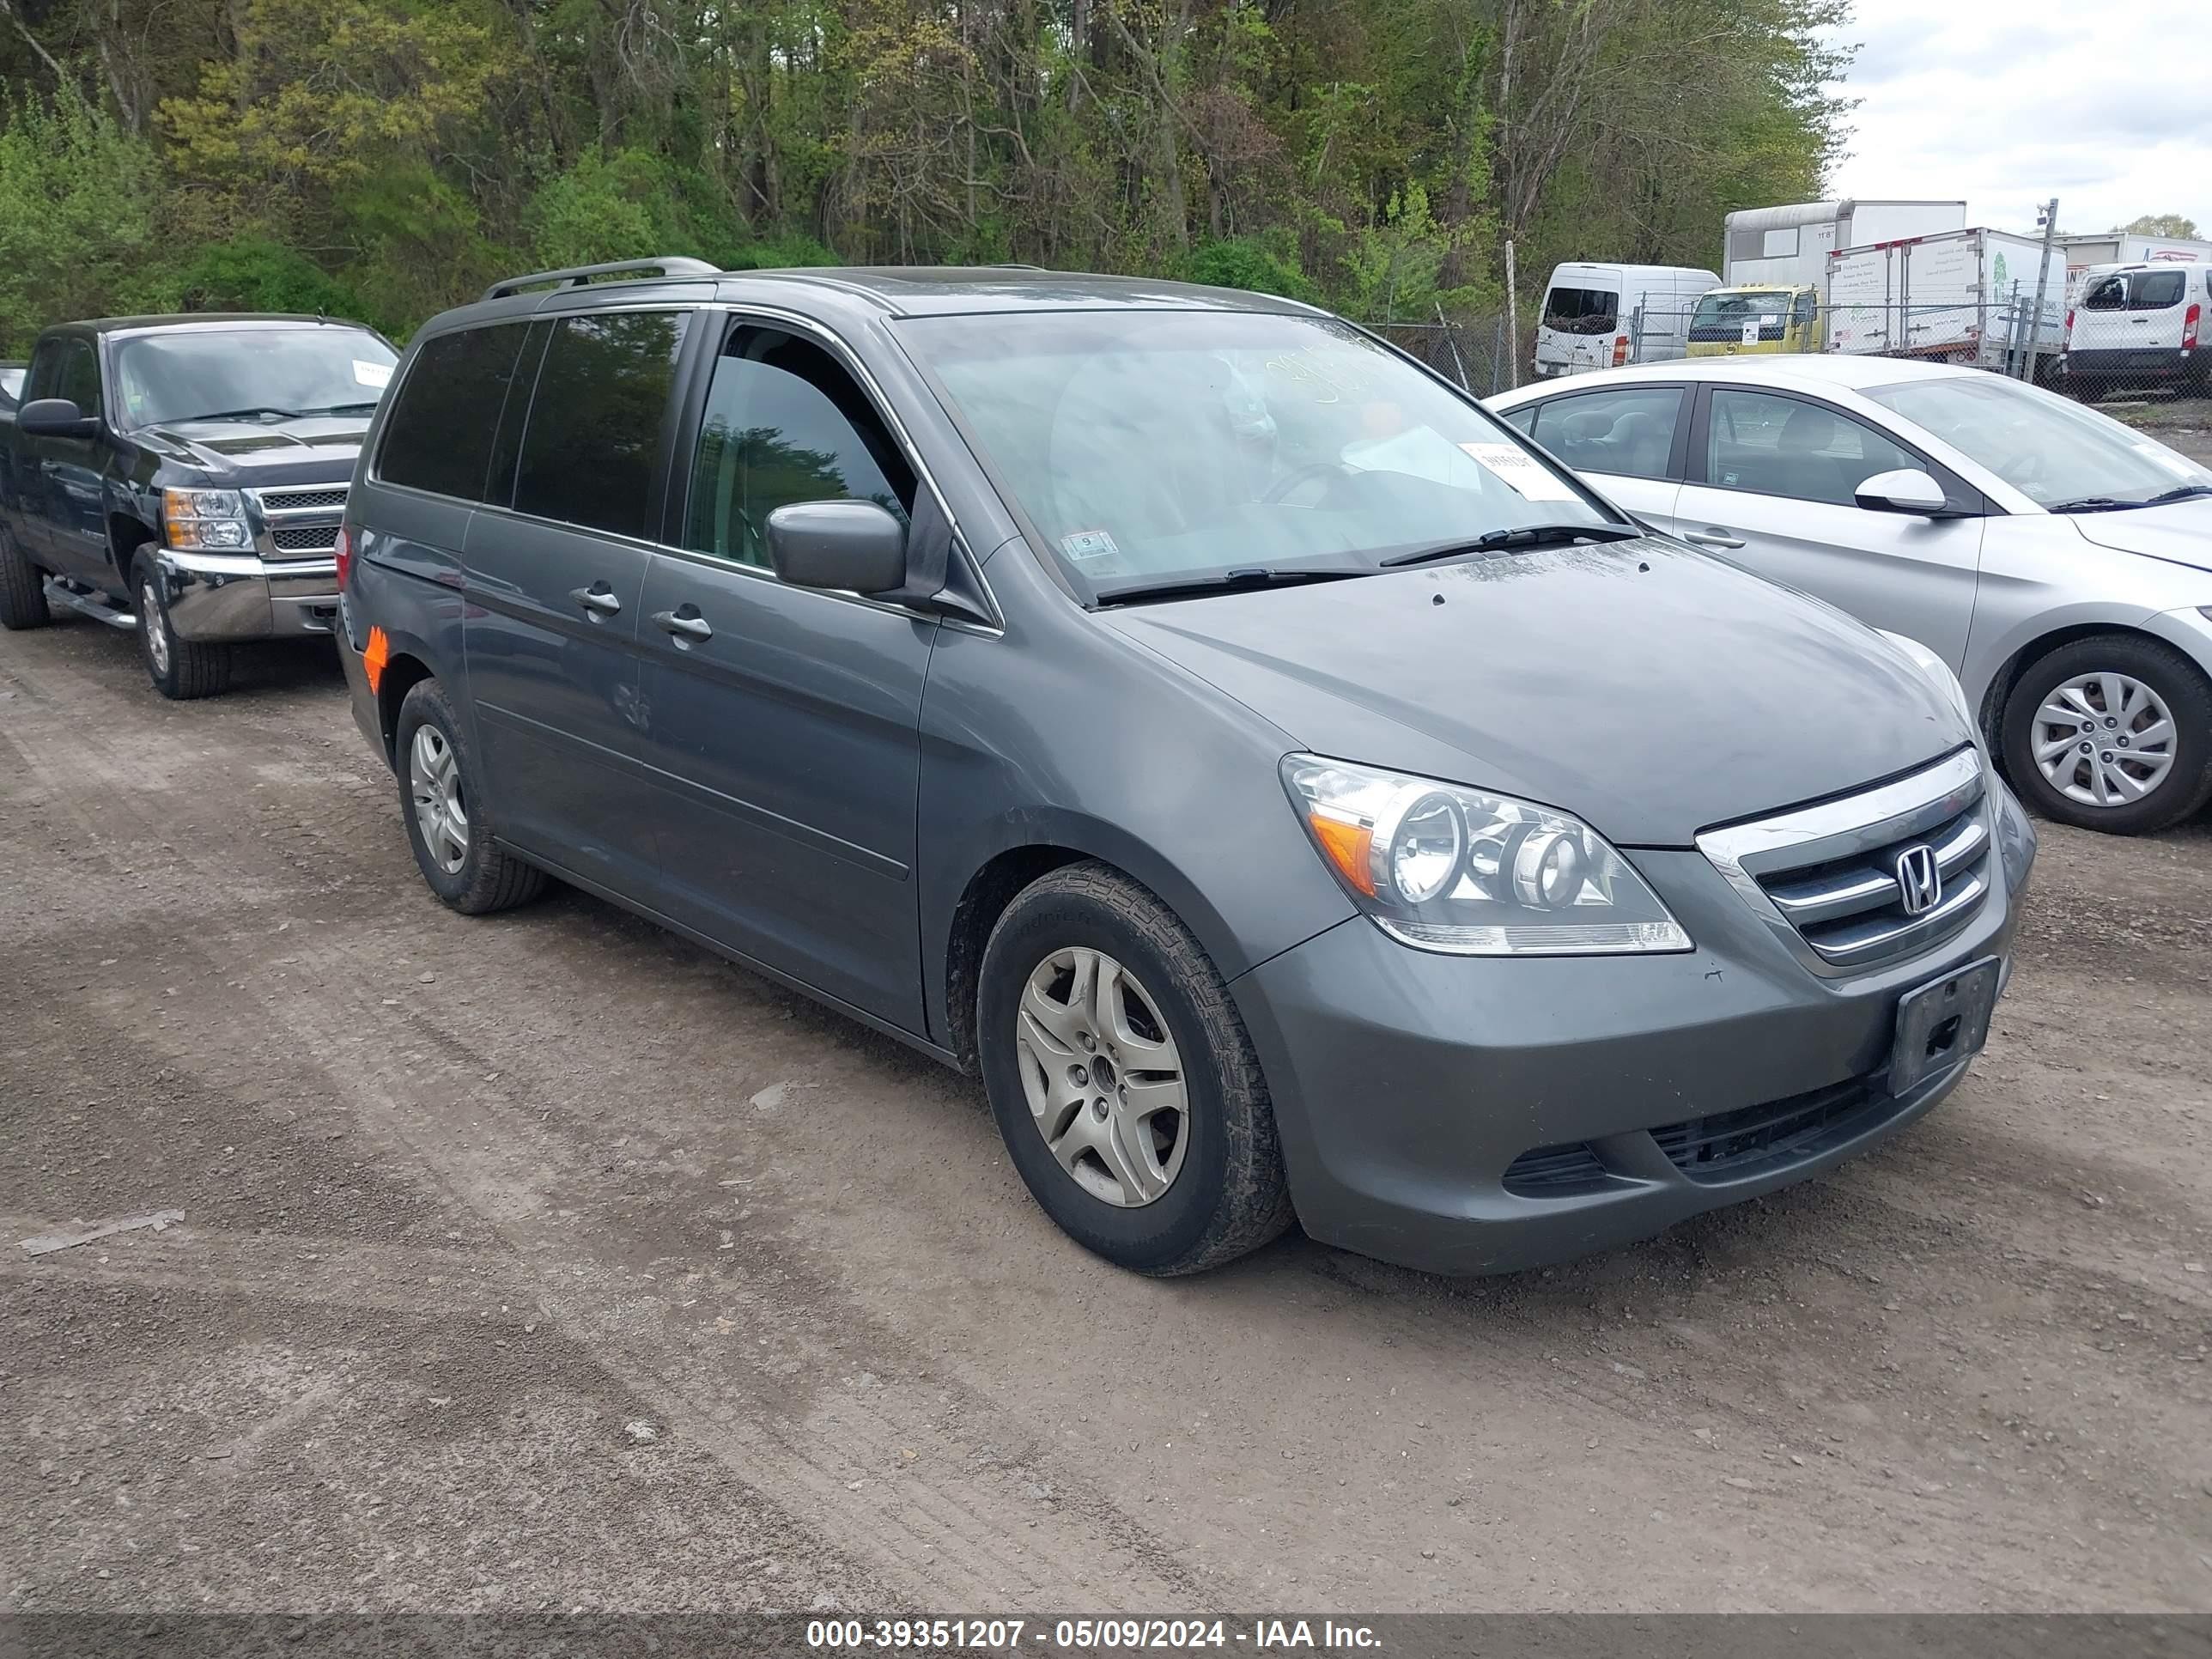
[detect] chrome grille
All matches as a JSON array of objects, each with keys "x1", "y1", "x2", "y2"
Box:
[
  {"x1": 248, "y1": 484, "x2": 347, "y2": 564},
  {"x1": 1698, "y1": 749, "x2": 1991, "y2": 975},
  {"x1": 257, "y1": 486, "x2": 348, "y2": 512}
]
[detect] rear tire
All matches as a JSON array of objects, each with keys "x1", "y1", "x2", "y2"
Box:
[
  {"x1": 976, "y1": 861, "x2": 1293, "y2": 1275},
  {"x1": 131, "y1": 550, "x2": 233, "y2": 700},
  {"x1": 0, "y1": 521, "x2": 50, "y2": 630},
  {"x1": 393, "y1": 677, "x2": 546, "y2": 914},
  {"x1": 2001, "y1": 633, "x2": 2212, "y2": 835}
]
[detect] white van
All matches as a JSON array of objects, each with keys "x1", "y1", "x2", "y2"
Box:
[
  {"x1": 2063, "y1": 262, "x2": 2212, "y2": 392},
  {"x1": 1534, "y1": 262, "x2": 1720, "y2": 378}
]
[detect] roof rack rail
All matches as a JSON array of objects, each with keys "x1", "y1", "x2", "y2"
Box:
[{"x1": 482, "y1": 257, "x2": 720, "y2": 303}]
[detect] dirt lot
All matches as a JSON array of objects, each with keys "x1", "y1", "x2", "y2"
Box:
[{"x1": 2, "y1": 614, "x2": 2209, "y2": 1616}]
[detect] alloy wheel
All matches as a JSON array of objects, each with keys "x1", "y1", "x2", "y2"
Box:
[
  {"x1": 408, "y1": 724, "x2": 470, "y2": 875},
  {"x1": 1013, "y1": 946, "x2": 1189, "y2": 1207},
  {"x1": 2030, "y1": 672, "x2": 2177, "y2": 809},
  {"x1": 141, "y1": 582, "x2": 169, "y2": 677}
]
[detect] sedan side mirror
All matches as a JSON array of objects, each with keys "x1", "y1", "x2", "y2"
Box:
[
  {"x1": 18, "y1": 397, "x2": 100, "y2": 439},
  {"x1": 1854, "y1": 468, "x2": 1948, "y2": 516},
  {"x1": 764, "y1": 500, "x2": 909, "y2": 595}
]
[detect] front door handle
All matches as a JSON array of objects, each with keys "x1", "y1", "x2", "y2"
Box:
[
  {"x1": 653, "y1": 606, "x2": 713, "y2": 643},
  {"x1": 570, "y1": 582, "x2": 623, "y2": 617},
  {"x1": 1683, "y1": 528, "x2": 1746, "y2": 550}
]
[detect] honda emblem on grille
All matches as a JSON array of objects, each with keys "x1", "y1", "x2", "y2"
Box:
[{"x1": 1895, "y1": 843, "x2": 1942, "y2": 917}]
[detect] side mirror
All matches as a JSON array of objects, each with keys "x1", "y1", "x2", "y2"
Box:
[
  {"x1": 764, "y1": 500, "x2": 908, "y2": 595},
  {"x1": 18, "y1": 398, "x2": 100, "y2": 439},
  {"x1": 1854, "y1": 468, "x2": 1948, "y2": 516}
]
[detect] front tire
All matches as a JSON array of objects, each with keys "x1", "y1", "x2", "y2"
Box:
[
  {"x1": 976, "y1": 861, "x2": 1293, "y2": 1275},
  {"x1": 392, "y1": 678, "x2": 546, "y2": 914},
  {"x1": 2001, "y1": 634, "x2": 2212, "y2": 834},
  {"x1": 131, "y1": 550, "x2": 232, "y2": 700},
  {"x1": 0, "y1": 521, "x2": 50, "y2": 630}
]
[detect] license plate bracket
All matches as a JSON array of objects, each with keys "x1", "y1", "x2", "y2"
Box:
[{"x1": 1888, "y1": 957, "x2": 2002, "y2": 1095}]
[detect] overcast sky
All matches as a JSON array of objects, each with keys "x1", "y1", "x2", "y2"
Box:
[{"x1": 1821, "y1": 1, "x2": 2209, "y2": 240}]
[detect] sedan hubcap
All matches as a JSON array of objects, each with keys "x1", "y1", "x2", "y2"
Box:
[
  {"x1": 1013, "y1": 946, "x2": 1188, "y2": 1207},
  {"x1": 408, "y1": 725, "x2": 470, "y2": 875},
  {"x1": 141, "y1": 583, "x2": 168, "y2": 676},
  {"x1": 2031, "y1": 672, "x2": 2176, "y2": 809}
]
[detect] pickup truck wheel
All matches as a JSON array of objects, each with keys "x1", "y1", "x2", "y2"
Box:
[
  {"x1": 0, "y1": 522, "x2": 50, "y2": 630},
  {"x1": 393, "y1": 678, "x2": 547, "y2": 915},
  {"x1": 2001, "y1": 633, "x2": 2212, "y2": 835},
  {"x1": 129, "y1": 551, "x2": 233, "y2": 700},
  {"x1": 976, "y1": 861, "x2": 1294, "y2": 1275}
]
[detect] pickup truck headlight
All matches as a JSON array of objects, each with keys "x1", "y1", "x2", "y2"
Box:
[
  {"x1": 162, "y1": 488, "x2": 251, "y2": 553},
  {"x1": 1281, "y1": 755, "x2": 1692, "y2": 956}
]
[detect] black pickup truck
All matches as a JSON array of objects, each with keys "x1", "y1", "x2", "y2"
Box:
[{"x1": 0, "y1": 314, "x2": 398, "y2": 697}]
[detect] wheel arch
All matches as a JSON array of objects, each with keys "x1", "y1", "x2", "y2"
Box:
[
  {"x1": 1977, "y1": 617, "x2": 2211, "y2": 749},
  {"x1": 934, "y1": 815, "x2": 1270, "y2": 1074},
  {"x1": 373, "y1": 649, "x2": 438, "y2": 765}
]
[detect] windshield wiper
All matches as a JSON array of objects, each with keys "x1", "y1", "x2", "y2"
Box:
[
  {"x1": 2046, "y1": 483, "x2": 2212, "y2": 513},
  {"x1": 177, "y1": 405, "x2": 304, "y2": 423},
  {"x1": 1379, "y1": 520, "x2": 1642, "y2": 568},
  {"x1": 295, "y1": 401, "x2": 380, "y2": 416},
  {"x1": 2142, "y1": 482, "x2": 2212, "y2": 507},
  {"x1": 1093, "y1": 566, "x2": 1371, "y2": 607}
]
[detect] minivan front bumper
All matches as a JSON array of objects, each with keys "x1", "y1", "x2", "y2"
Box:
[{"x1": 1233, "y1": 780, "x2": 2033, "y2": 1276}]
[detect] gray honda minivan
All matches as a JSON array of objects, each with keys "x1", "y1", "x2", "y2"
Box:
[{"x1": 336, "y1": 259, "x2": 2036, "y2": 1277}]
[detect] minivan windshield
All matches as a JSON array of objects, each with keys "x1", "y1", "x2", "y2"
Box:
[
  {"x1": 898, "y1": 311, "x2": 1616, "y2": 595},
  {"x1": 112, "y1": 327, "x2": 398, "y2": 428},
  {"x1": 1863, "y1": 373, "x2": 2212, "y2": 511}
]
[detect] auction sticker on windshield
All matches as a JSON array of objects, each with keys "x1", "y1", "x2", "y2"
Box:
[
  {"x1": 354, "y1": 360, "x2": 393, "y2": 389},
  {"x1": 1060, "y1": 529, "x2": 1119, "y2": 562},
  {"x1": 1459, "y1": 442, "x2": 1578, "y2": 501}
]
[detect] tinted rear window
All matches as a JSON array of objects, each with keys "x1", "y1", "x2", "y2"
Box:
[
  {"x1": 1541, "y1": 286, "x2": 1618, "y2": 333},
  {"x1": 379, "y1": 325, "x2": 532, "y2": 501},
  {"x1": 512, "y1": 311, "x2": 686, "y2": 539},
  {"x1": 2131, "y1": 270, "x2": 2186, "y2": 309}
]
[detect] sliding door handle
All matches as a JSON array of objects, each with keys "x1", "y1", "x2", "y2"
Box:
[
  {"x1": 653, "y1": 607, "x2": 713, "y2": 642},
  {"x1": 569, "y1": 583, "x2": 623, "y2": 617}
]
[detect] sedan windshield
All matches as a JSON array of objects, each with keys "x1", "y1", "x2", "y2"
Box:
[
  {"x1": 112, "y1": 327, "x2": 398, "y2": 429},
  {"x1": 1863, "y1": 374, "x2": 2212, "y2": 511},
  {"x1": 897, "y1": 310, "x2": 1615, "y2": 595}
]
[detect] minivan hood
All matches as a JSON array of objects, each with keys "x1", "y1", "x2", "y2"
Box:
[
  {"x1": 2067, "y1": 495, "x2": 2212, "y2": 573},
  {"x1": 1102, "y1": 539, "x2": 1970, "y2": 847}
]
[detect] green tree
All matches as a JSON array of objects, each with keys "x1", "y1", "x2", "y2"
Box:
[
  {"x1": 0, "y1": 82, "x2": 167, "y2": 349},
  {"x1": 2118, "y1": 213, "x2": 2200, "y2": 239}
]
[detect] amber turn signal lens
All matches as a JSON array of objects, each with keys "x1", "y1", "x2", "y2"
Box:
[{"x1": 1307, "y1": 809, "x2": 1376, "y2": 897}]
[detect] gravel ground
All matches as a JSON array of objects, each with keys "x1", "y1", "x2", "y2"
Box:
[{"x1": 1, "y1": 614, "x2": 2208, "y2": 1615}]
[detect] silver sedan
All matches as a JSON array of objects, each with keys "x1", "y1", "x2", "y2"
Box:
[{"x1": 1490, "y1": 356, "x2": 2212, "y2": 834}]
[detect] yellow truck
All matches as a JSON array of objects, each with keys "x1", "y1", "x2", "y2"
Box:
[{"x1": 1685, "y1": 283, "x2": 1823, "y2": 356}]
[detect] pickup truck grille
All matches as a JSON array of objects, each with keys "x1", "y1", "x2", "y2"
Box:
[
  {"x1": 269, "y1": 523, "x2": 339, "y2": 553},
  {"x1": 1697, "y1": 749, "x2": 1990, "y2": 976},
  {"x1": 248, "y1": 485, "x2": 347, "y2": 563}
]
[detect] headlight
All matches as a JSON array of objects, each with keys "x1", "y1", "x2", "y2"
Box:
[
  {"x1": 163, "y1": 487, "x2": 251, "y2": 553},
  {"x1": 1281, "y1": 755, "x2": 1692, "y2": 956},
  {"x1": 1877, "y1": 629, "x2": 1974, "y2": 731}
]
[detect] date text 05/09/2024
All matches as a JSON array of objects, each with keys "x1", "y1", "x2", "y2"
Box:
[{"x1": 804, "y1": 1619, "x2": 1384, "y2": 1651}]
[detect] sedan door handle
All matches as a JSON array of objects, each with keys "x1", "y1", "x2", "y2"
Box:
[
  {"x1": 569, "y1": 583, "x2": 623, "y2": 617},
  {"x1": 1683, "y1": 528, "x2": 1746, "y2": 550},
  {"x1": 652, "y1": 607, "x2": 713, "y2": 642}
]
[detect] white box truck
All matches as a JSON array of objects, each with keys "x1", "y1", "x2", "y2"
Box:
[
  {"x1": 1722, "y1": 200, "x2": 1966, "y2": 288},
  {"x1": 2058, "y1": 231, "x2": 2212, "y2": 298},
  {"x1": 1824, "y1": 228, "x2": 2066, "y2": 370}
]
